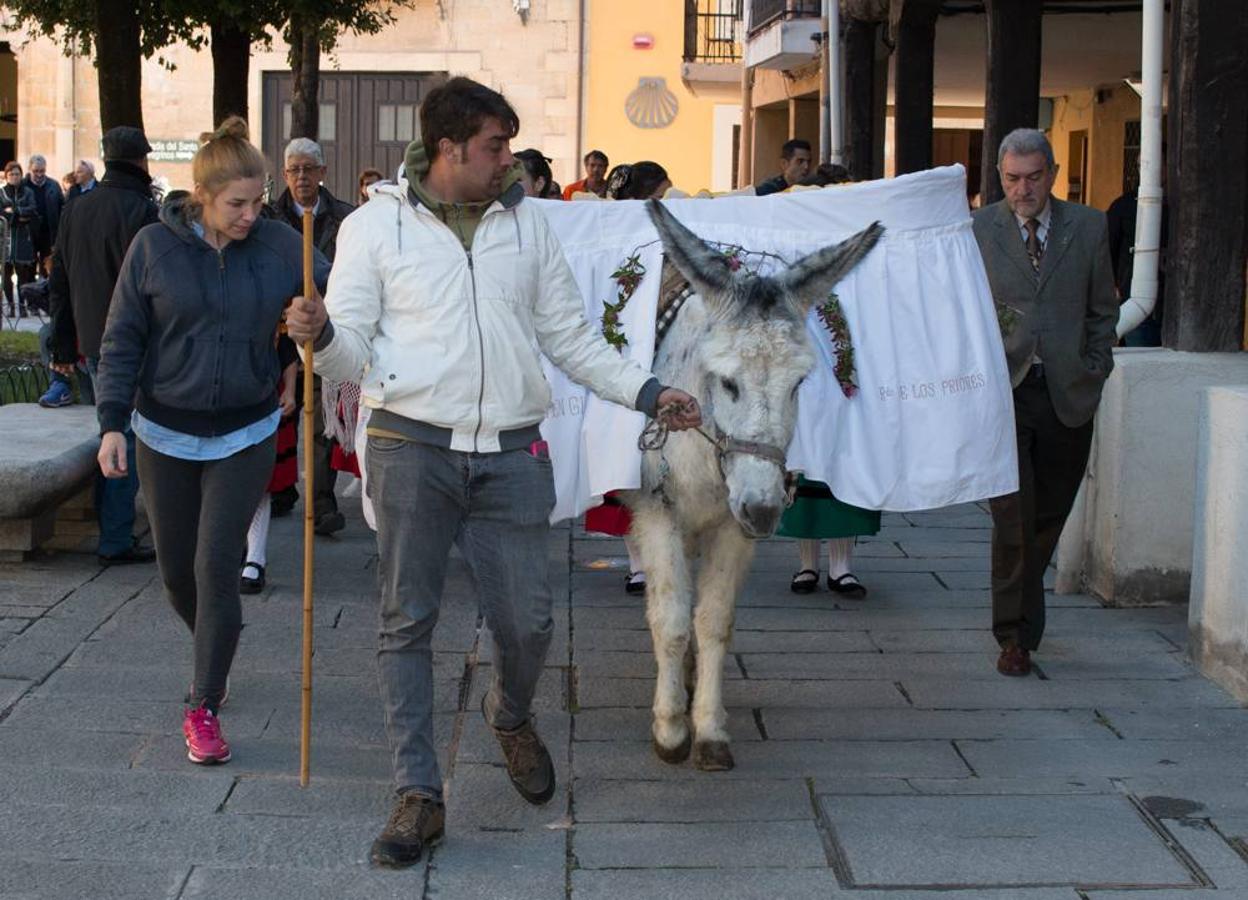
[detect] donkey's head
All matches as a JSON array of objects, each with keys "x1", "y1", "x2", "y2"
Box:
[{"x1": 646, "y1": 199, "x2": 882, "y2": 538}]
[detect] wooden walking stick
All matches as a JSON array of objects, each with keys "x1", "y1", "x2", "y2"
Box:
[{"x1": 300, "y1": 209, "x2": 315, "y2": 787}]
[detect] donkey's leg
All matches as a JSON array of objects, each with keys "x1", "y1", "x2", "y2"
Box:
[
  {"x1": 690, "y1": 521, "x2": 755, "y2": 771},
  {"x1": 635, "y1": 507, "x2": 694, "y2": 764}
]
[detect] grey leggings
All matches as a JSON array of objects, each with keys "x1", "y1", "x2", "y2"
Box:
[{"x1": 136, "y1": 434, "x2": 276, "y2": 712}]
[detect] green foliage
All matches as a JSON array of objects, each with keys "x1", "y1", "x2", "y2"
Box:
[{"x1": 7, "y1": 0, "x2": 196, "y2": 62}]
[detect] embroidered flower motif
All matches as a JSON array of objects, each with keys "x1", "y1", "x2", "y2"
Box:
[
  {"x1": 602, "y1": 254, "x2": 646, "y2": 352},
  {"x1": 816, "y1": 292, "x2": 858, "y2": 398}
]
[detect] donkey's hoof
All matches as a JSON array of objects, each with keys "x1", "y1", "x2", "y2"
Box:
[
  {"x1": 653, "y1": 733, "x2": 692, "y2": 765},
  {"x1": 693, "y1": 740, "x2": 735, "y2": 771}
]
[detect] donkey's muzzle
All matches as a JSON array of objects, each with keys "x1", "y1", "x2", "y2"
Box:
[{"x1": 737, "y1": 502, "x2": 782, "y2": 539}]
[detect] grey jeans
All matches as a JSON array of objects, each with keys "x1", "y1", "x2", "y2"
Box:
[
  {"x1": 136, "y1": 434, "x2": 276, "y2": 712},
  {"x1": 367, "y1": 436, "x2": 557, "y2": 799}
]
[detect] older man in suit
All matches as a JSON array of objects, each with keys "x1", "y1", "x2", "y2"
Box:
[{"x1": 972, "y1": 128, "x2": 1118, "y2": 677}]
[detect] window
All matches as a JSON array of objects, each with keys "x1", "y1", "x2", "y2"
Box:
[
  {"x1": 282, "y1": 103, "x2": 338, "y2": 142},
  {"x1": 378, "y1": 103, "x2": 418, "y2": 143}
]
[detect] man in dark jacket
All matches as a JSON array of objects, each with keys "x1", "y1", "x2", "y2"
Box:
[
  {"x1": 22, "y1": 154, "x2": 64, "y2": 274},
  {"x1": 273, "y1": 137, "x2": 355, "y2": 534},
  {"x1": 755, "y1": 139, "x2": 812, "y2": 196},
  {"x1": 49, "y1": 126, "x2": 159, "y2": 565}
]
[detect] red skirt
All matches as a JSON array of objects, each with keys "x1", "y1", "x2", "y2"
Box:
[
  {"x1": 331, "y1": 444, "x2": 361, "y2": 477},
  {"x1": 267, "y1": 415, "x2": 299, "y2": 493},
  {"x1": 584, "y1": 491, "x2": 632, "y2": 536}
]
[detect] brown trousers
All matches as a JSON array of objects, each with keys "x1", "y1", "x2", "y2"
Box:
[{"x1": 990, "y1": 369, "x2": 1094, "y2": 651}]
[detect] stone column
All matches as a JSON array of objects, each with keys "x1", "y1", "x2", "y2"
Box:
[
  {"x1": 891, "y1": 0, "x2": 941, "y2": 175},
  {"x1": 979, "y1": 0, "x2": 1042, "y2": 205}
]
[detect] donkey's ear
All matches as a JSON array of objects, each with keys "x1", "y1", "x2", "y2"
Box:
[
  {"x1": 646, "y1": 199, "x2": 734, "y2": 298},
  {"x1": 776, "y1": 222, "x2": 884, "y2": 314}
]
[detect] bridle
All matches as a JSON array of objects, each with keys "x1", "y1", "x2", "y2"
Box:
[{"x1": 638, "y1": 411, "x2": 798, "y2": 508}]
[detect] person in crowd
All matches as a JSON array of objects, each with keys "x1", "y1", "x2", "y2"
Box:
[
  {"x1": 604, "y1": 161, "x2": 671, "y2": 201},
  {"x1": 272, "y1": 137, "x2": 356, "y2": 536},
  {"x1": 1106, "y1": 166, "x2": 1166, "y2": 347},
  {"x1": 781, "y1": 481, "x2": 877, "y2": 598},
  {"x1": 95, "y1": 117, "x2": 330, "y2": 765},
  {"x1": 972, "y1": 128, "x2": 1117, "y2": 677},
  {"x1": 1, "y1": 161, "x2": 38, "y2": 318},
  {"x1": 23, "y1": 153, "x2": 64, "y2": 276},
  {"x1": 513, "y1": 149, "x2": 553, "y2": 199},
  {"x1": 779, "y1": 160, "x2": 878, "y2": 595},
  {"x1": 799, "y1": 162, "x2": 851, "y2": 187},
  {"x1": 66, "y1": 159, "x2": 97, "y2": 201},
  {"x1": 285, "y1": 77, "x2": 700, "y2": 869},
  {"x1": 585, "y1": 159, "x2": 673, "y2": 593},
  {"x1": 60, "y1": 171, "x2": 75, "y2": 196},
  {"x1": 240, "y1": 334, "x2": 299, "y2": 594},
  {"x1": 545, "y1": 179, "x2": 563, "y2": 199},
  {"x1": 755, "y1": 139, "x2": 812, "y2": 196},
  {"x1": 358, "y1": 167, "x2": 384, "y2": 204},
  {"x1": 561, "y1": 148, "x2": 609, "y2": 199},
  {"x1": 48, "y1": 127, "x2": 160, "y2": 563}
]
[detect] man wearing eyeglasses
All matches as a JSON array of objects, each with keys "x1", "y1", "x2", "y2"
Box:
[{"x1": 274, "y1": 138, "x2": 357, "y2": 534}]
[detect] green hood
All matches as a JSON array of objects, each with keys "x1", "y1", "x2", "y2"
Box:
[{"x1": 402, "y1": 139, "x2": 524, "y2": 249}]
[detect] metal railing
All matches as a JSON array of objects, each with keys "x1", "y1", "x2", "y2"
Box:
[
  {"x1": 748, "y1": 0, "x2": 820, "y2": 35},
  {"x1": 684, "y1": 0, "x2": 745, "y2": 63},
  {"x1": 0, "y1": 363, "x2": 50, "y2": 406}
]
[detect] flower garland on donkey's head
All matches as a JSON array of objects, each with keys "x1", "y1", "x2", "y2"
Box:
[{"x1": 600, "y1": 242, "x2": 860, "y2": 399}]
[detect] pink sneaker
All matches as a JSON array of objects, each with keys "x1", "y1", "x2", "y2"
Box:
[{"x1": 183, "y1": 707, "x2": 232, "y2": 764}]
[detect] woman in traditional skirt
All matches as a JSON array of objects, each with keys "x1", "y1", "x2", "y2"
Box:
[
  {"x1": 779, "y1": 477, "x2": 879, "y2": 598},
  {"x1": 240, "y1": 335, "x2": 299, "y2": 593}
]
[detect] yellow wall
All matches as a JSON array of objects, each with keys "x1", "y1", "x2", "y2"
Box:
[
  {"x1": 1048, "y1": 83, "x2": 1139, "y2": 211},
  {"x1": 584, "y1": 0, "x2": 740, "y2": 193}
]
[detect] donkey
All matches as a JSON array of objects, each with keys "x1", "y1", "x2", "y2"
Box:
[{"x1": 624, "y1": 200, "x2": 883, "y2": 771}]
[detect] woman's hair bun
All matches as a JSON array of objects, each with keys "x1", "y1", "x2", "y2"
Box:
[{"x1": 200, "y1": 116, "x2": 250, "y2": 145}]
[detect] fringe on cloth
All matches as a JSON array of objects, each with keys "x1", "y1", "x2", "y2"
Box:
[{"x1": 320, "y1": 380, "x2": 362, "y2": 455}]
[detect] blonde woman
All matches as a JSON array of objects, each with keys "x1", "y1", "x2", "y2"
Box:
[{"x1": 95, "y1": 118, "x2": 329, "y2": 764}]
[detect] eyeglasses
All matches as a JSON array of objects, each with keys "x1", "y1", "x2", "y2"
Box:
[{"x1": 284, "y1": 165, "x2": 323, "y2": 176}]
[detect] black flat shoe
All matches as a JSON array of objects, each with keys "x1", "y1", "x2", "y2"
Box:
[
  {"x1": 827, "y1": 573, "x2": 867, "y2": 599},
  {"x1": 624, "y1": 571, "x2": 646, "y2": 595},
  {"x1": 790, "y1": 569, "x2": 819, "y2": 594},
  {"x1": 240, "y1": 563, "x2": 265, "y2": 594}
]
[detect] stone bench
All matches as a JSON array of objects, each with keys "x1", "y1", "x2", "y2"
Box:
[
  {"x1": 1188, "y1": 386, "x2": 1248, "y2": 703},
  {"x1": 0, "y1": 403, "x2": 100, "y2": 561}
]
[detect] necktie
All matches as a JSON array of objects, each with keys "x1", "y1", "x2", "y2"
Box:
[{"x1": 1025, "y1": 218, "x2": 1043, "y2": 273}]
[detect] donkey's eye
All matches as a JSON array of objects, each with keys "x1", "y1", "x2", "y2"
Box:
[{"x1": 720, "y1": 377, "x2": 740, "y2": 400}]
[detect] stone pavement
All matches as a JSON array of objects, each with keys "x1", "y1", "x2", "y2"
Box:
[{"x1": 1, "y1": 495, "x2": 1246, "y2": 899}]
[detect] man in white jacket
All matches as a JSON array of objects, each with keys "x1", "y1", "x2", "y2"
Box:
[{"x1": 287, "y1": 77, "x2": 700, "y2": 868}]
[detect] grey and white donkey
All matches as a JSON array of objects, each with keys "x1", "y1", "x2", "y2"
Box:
[{"x1": 624, "y1": 200, "x2": 883, "y2": 771}]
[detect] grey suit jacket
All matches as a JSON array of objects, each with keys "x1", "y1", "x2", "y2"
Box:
[{"x1": 972, "y1": 198, "x2": 1118, "y2": 427}]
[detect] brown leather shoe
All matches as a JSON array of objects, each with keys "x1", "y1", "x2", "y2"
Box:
[
  {"x1": 996, "y1": 643, "x2": 1032, "y2": 677},
  {"x1": 370, "y1": 793, "x2": 445, "y2": 868}
]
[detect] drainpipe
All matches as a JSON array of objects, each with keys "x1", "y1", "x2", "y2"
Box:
[
  {"x1": 574, "y1": 0, "x2": 586, "y2": 184},
  {"x1": 820, "y1": 0, "x2": 843, "y2": 164},
  {"x1": 1117, "y1": 0, "x2": 1163, "y2": 337}
]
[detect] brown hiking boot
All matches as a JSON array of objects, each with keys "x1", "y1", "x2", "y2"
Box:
[
  {"x1": 370, "y1": 792, "x2": 445, "y2": 869},
  {"x1": 482, "y1": 694, "x2": 556, "y2": 805}
]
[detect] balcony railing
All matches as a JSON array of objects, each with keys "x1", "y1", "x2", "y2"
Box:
[
  {"x1": 684, "y1": 0, "x2": 745, "y2": 64},
  {"x1": 748, "y1": 0, "x2": 820, "y2": 35}
]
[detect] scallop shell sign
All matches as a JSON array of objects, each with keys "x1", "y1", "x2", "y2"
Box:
[{"x1": 625, "y1": 78, "x2": 679, "y2": 129}]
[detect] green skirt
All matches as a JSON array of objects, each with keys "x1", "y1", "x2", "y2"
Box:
[{"x1": 777, "y1": 477, "x2": 881, "y2": 540}]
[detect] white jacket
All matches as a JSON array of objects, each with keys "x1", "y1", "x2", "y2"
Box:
[{"x1": 311, "y1": 179, "x2": 655, "y2": 453}]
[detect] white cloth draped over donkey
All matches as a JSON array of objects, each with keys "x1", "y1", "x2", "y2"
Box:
[
  {"x1": 356, "y1": 165, "x2": 1018, "y2": 526},
  {"x1": 536, "y1": 164, "x2": 1018, "y2": 523}
]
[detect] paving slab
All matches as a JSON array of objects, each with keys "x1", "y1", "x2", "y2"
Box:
[
  {"x1": 818, "y1": 793, "x2": 1199, "y2": 888},
  {"x1": 571, "y1": 868, "x2": 840, "y2": 899},
  {"x1": 0, "y1": 858, "x2": 188, "y2": 900},
  {"x1": 180, "y1": 865, "x2": 421, "y2": 900},
  {"x1": 956, "y1": 739, "x2": 1248, "y2": 780},
  {"x1": 574, "y1": 820, "x2": 826, "y2": 868},
  {"x1": 761, "y1": 708, "x2": 1113, "y2": 742},
  {"x1": 572, "y1": 777, "x2": 810, "y2": 823}
]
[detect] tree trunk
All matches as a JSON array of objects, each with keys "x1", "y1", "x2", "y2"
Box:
[
  {"x1": 844, "y1": 17, "x2": 877, "y2": 182},
  {"x1": 93, "y1": 1, "x2": 144, "y2": 130},
  {"x1": 1162, "y1": 0, "x2": 1248, "y2": 351},
  {"x1": 211, "y1": 19, "x2": 252, "y2": 127},
  {"x1": 289, "y1": 15, "x2": 321, "y2": 141},
  {"x1": 979, "y1": 0, "x2": 1042, "y2": 205},
  {"x1": 892, "y1": 0, "x2": 941, "y2": 175}
]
